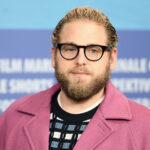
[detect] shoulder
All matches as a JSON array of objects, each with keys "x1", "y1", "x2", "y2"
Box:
[
  {"x1": 128, "y1": 99, "x2": 150, "y2": 128},
  {"x1": 128, "y1": 99, "x2": 150, "y2": 120},
  {"x1": 126, "y1": 100, "x2": 150, "y2": 148},
  {"x1": 0, "y1": 83, "x2": 60, "y2": 117},
  {"x1": 1, "y1": 89, "x2": 47, "y2": 114}
]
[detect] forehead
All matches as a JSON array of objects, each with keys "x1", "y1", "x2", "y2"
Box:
[{"x1": 59, "y1": 20, "x2": 108, "y2": 46}]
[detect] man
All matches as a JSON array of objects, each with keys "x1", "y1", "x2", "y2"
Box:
[{"x1": 0, "y1": 7, "x2": 150, "y2": 150}]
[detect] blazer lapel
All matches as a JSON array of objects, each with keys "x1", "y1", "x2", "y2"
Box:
[
  {"x1": 74, "y1": 110, "x2": 113, "y2": 150},
  {"x1": 23, "y1": 107, "x2": 50, "y2": 150},
  {"x1": 74, "y1": 82, "x2": 132, "y2": 150},
  {"x1": 17, "y1": 84, "x2": 61, "y2": 150}
]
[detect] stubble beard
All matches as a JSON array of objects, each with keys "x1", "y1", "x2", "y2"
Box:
[{"x1": 55, "y1": 61, "x2": 111, "y2": 102}]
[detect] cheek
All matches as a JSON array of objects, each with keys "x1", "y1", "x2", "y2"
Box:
[
  {"x1": 55, "y1": 58, "x2": 71, "y2": 73},
  {"x1": 51, "y1": 49, "x2": 61, "y2": 69},
  {"x1": 52, "y1": 56, "x2": 56, "y2": 68},
  {"x1": 52, "y1": 51, "x2": 61, "y2": 69},
  {"x1": 94, "y1": 61, "x2": 110, "y2": 75}
]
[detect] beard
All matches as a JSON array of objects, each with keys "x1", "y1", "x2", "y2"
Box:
[{"x1": 55, "y1": 60, "x2": 110, "y2": 102}]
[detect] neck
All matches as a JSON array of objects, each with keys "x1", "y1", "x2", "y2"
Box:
[{"x1": 59, "y1": 88, "x2": 105, "y2": 114}]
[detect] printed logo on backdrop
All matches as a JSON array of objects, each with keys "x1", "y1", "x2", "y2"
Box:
[
  {"x1": 112, "y1": 57, "x2": 150, "y2": 107},
  {"x1": 0, "y1": 58, "x2": 55, "y2": 113},
  {"x1": 1, "y1": 57, "x2": 150, "y2": 113}
]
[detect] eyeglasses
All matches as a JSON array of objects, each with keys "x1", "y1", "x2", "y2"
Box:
[{"x1": 56, "y1": 43, "x2": 111, "y2": 61}]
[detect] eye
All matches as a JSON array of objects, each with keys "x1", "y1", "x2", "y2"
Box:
[
  {"x1": 90, "y1": 49, "x2": 98, "y2": 53},
  {"x1": 62, "y1": 45, "x2": 76, "y2": 53},
  {"x1": 86, "y1": 46, "x2": 102, "y2": 57},
  {"x1": 65, "y1": 48, "x2": 75, "y2": 52},
  {"x1": 88, "y1": 47, "x2": 101, "y2": 54}
]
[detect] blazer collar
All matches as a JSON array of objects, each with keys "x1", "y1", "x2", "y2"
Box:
[
  {"x1": 17, "y1": 81, "x2": 132, "y2": 120},
  {"x1": 100, "y1": 81, "x2": 132, "y2": 120},
  {"x1": 16, "y1": 84, "x2": 60, "y2": 115}
]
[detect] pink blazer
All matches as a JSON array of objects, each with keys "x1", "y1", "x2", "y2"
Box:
[{"x1": 0, "y1": 82, "x2": 150, "y2": 150}]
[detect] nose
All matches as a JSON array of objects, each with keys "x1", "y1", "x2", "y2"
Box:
[{"x1": 75, "y1": 48, "x2": 87, "y2": 65}]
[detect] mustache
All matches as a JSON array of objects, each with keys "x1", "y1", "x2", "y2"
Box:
[{"x1": 69, "y1": 67, "x2": 91, "y2": 74}]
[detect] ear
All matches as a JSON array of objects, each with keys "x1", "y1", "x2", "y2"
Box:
[
  {"x1": 110, "y1": 48, "x2": 118, "y2": 71},
  {"x1": 51, "y1": 47, "x2": 56, "y2": 68}
]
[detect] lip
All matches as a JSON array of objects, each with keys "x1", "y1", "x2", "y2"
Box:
[
  {"x1": 71, "y1": 71, "x2": 89, "y2": 77},
  {"x1": 72, "y1": 71, "x2": 88, "y2": 74}
]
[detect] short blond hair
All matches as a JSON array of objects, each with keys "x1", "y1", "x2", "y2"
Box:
[{"x1": 51, "y1": 7, "x2": 118, "y2": 48}]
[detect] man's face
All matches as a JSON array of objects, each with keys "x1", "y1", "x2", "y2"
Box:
[{"x1": 51, "y1": 20, "x2": 117, "y2": 101}]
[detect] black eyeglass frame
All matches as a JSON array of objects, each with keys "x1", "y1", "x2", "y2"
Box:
[{"x1": 56, "y1": 43, "x2": 111, "y2": 61}]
